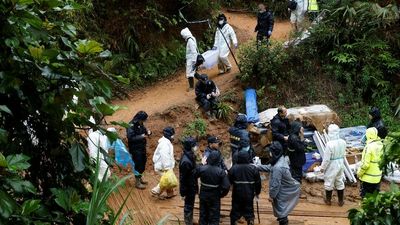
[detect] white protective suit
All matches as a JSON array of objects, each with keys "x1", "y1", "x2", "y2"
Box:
[
  {"x1": 87, "y1": 129, "x2": 111, "y2": 181},
  {"x1": 152, "y1": 136, "x2": 175, "y2": 194},
  {"x1": 290, "y1": 0, "x2": 308, "y2": 24},
  {"x1": 320, "y1": 124, "x2": 346, "y2": 191},
  {"x1": 152, "y1": 136, "x2": 175, "y2": 172},
  {"x1": 181, "y1": 28, "x2": 198, "y2": 78},
  {"x1": 213, "y1": 24, "x2": 237, "y2": 72}
]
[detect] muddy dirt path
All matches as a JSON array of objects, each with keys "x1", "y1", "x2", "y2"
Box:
[{"x1": 108, "y1": 12, "x2": 291, "y2": 123}]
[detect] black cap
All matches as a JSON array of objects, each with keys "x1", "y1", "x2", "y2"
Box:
[{"x1": 207, "y1": 136, "x2": 221, "y2": 144}]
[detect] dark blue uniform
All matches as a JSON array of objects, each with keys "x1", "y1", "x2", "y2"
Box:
[
  {"x1": 195, "y1": 78, "x2": 218, "y2": 112},
  {"x1": 127, "y1": 113, "x2": 148, "y2": 177},
  {"x1": 179, "y1": 149, "x2": 198, "y2": 225},
  {"x1": 229, "y1": 126, "x2": 252, "y2": 164},
  {"x1": 195, "y1": 151, "x2": 230, "y2": 225}
]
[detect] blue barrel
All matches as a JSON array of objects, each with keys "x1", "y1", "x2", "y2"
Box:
[{"x1": 245, "y1": 89, "x2": 259, "y2": 123}]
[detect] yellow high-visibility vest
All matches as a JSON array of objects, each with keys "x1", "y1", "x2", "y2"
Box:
[{"x1": 308, "y1": 0, "x2": 319, "y2": 11}]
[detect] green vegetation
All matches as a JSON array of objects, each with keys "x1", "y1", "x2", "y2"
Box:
[
  {"x1": 182, "y1": 118, "x2": 208, "y2": 139},
  {"x1": 238, "y1": 0, "x2": 400, "y2": 131},
  {"x1": 0, "y1": 0, "x2": 129, "y2": 223},
  {"x1": 348, "y1": 183, "x2": 400, "y2": 225},
  {"x1": 216, "y1": 102, "x2": 234, "y2": 123}
]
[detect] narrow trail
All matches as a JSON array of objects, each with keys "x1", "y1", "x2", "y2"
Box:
[
  {"x1": 108, "y1": 11, "x2": 356, "y2": 225},
  {"x1": 108, "y1": 11, "x2": 291, "y2": 123}
]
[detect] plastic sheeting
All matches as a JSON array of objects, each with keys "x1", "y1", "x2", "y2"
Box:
[
  {"x1": 245, "y1": 89, "x2": 259, "y2": 123},
  {"x1": 303, "y1": 151, "x2": 322, "y2": 172},
  {"x1": 339, "y1": 126, "x2": 366, "y2": 150},
  {"x1": 199, "y1": 50, "x2": 219, "y2": 69}
]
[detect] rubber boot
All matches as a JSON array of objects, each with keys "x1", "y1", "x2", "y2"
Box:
[
  {"x1": 337, "y1": 189, "x2": 344, "y2": 206},
  {"x1": 139, "y1": 177, "x2": 148, "y2": 185},
  {"x1": 135, "y1": 177, "x2": 146, "y2": 189},
  {"x1": 187, "y1": 77, "x2": 194, "y2": 91},
  {"x1": 324, "y1": 190, "x2": 332, "y2": 205},
  {"x1": 278, "y1": 217, "x2": 288, "y2": 225},
  {"x1": 184, "y1": 211, "x2": 193, "y2": 225}
]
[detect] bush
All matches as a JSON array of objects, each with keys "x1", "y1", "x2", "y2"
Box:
[
  {"x1": 348, "y1": 183, "x2": 400, "y2": 225},
  {"x1": 216, "y1": 102, "x2": 234, "y2": 123},
  {"x1": 182, "y1": 118, "x2": 207, "y2": 139}
]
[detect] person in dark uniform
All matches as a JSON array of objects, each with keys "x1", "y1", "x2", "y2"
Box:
[
  {"x1": 126, "y1": 111, "x2": 151, "y2": 189},
  {"x1": 229, "y1": 151, "x2": 262, "y2": 225},
  {"x1": 287, "y1": 121, "x2": 307, "y2": 183},
  {"x1": 367, "y1": 107, "x2": 388, "y2": 139},
  {"x1": 255, "y1": 3, "x2": 274, "y2": 46},
  {"x1": 195, "y1": 151, "x2": 230, "y2": 225},
  {"x1": 195, "y1": 73, "x2": 220, "y2": 119},
  {"x1": 202, "y1": 136, "x2": 227, "y2": 172},
  {"x1": 179, "y1": 137, "x2": 199, "y2": 225},
  {"x1": 229, "y1": 114, "x2": 253, "y2": 164},
  {"x1": 271, "y1": 106, "x2": 290, "y2": 153}
]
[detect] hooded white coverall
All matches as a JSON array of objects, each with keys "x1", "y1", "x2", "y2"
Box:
[
  {"x1": 290, "y1": 0, "x2": 308, "y2": 24},
  {"x1": 320, "y1": 124, "x2": 346, "y2": 191},
  {"x1": 151, "y1": 136, "x2": 175, "y2": 194},
  {"x1": 213, "y1": 24, "x2": 237, "y2": 73},
  {"x1": 181, "y1": 28, "x2": 198, "y2": 78},
  {"x1": 87, "y1": 129, "x2": 111, "y2": 181}
]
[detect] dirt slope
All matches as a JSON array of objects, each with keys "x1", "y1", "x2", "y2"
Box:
[
  {"x1": 107, "y1": 11, "x2": 361, "y2": 225},
  {"x1": 108, "y1": 12, "x2": 291, "y2": 123}
]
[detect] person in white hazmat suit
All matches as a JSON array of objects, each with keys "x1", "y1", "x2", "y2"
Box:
[
  {"x1": 290, "y1": 0, "x2": 308, "y2": 31},
  {"x1": 87, "y1": 117, "x2": 111, "y2": 181},
  {"x1": 320, "y1": 124, "x2": 347, "y2": 206},
  {"x1": 181, "y1": 27, "x2": 198, "y2": 91},
  {"x1": 151, "y1": 127, "x2": 176, "y2": 199},
  {"x1": 212, "y1": 14, "x2": 238, "y2": 75}
]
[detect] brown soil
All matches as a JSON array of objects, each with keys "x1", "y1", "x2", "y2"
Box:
[{"x1": 106, "y1": 11, "x2": 369, "y2": 225}]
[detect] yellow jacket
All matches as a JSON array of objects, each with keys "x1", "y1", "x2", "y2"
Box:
[
  {"x1": 308, "y1": 0, "x2": 319, "y2": 12},
  {"x1": 357, "y1": 127, "x2": 383, "y2": 184}
]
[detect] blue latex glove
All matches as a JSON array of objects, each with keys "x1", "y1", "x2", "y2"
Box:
[
  {"x1": 267, "y1": 31, "x2": 272, "y2": 37},
  {"x1": 212, "y1": 46, "x2": 217, "y2": 50}
]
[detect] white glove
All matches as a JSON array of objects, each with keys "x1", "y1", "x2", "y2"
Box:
[{"x1": 206, "y1": 94, "x2": 211, "y2": 99}]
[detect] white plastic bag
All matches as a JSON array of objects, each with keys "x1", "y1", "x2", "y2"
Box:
[{"x1": 200, "y1": 50, "x2": 219, "y2": 69}]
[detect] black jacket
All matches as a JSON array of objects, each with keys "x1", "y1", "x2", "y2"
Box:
[
  {"x1": 255, "y1": 10, "x2": 274, "y2": 36},
  {"x1": 126, "y1": 121, "x2": 148, "y2": 153},
  {"x1": 367, "y1": 108, "x2": 388, "y2": 139},
  {"x1": 229, "y1": 151, "x2": 261, "y2": 201},
  {"x1": 204, "y1": 147, "x2": 228, "y2": 171},
  {"x1": 195, "y1": 151, "x2": 230, "y2": 199},
  {"x1": 195, "y1": 80, "x2": 217, "y2": 100},
  {"x1": 288, "y1": 122, "x2": 306, "y2": 168},
  {"x1": 179, "y1": 150, "x2": 198, "y2": 197},
  {"x1": 229, "y1": 126, "x2": 250, "y2": 150},
  {"x1": 271, "y1": 114, "x2": 290, "y2": 148}
]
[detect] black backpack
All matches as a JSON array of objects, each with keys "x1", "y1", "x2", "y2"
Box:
[{"x1": 288, "y1": 0, "x2": 297, "y2": 10}]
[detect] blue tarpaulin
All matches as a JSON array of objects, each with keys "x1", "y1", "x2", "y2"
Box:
[
  {"x1": 245, "y1": 89, "x2": 259, "y2": 123},
  {"x1": 303, "y1": 151, "x2": 322, "y2": 172}
]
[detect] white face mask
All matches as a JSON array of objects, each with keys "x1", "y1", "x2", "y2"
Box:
[
  {"x1": 218, "y1": 20, "x2": 224, "y2": 25},
  {"x1": 192, "y1": 146, "x2": 198, "y2": 152},
  {"x1": 170, "y1": 135, "x2": 175, "y2": 139}
]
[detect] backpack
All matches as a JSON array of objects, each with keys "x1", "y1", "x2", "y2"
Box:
[{"x1": 288, "y1": 0, "x2": 297, "y2": 10}]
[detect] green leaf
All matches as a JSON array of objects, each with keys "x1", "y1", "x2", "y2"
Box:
[
  {"x1": 21, "y1": 12, "x2": 42, "y2": 29},
  {"x1": 0, "y1": 128, "x2": 7, "y2": 144},
  {"x1": 6, "y1": 178, "x2": 36, "y2": 193},
  {"x1": 6, "y1": 154, "x2": 30, "y2": 170},
  {"x1": 69, "y1": 142, "x2": 86, "y2": 172},
  {"x1": 89, "y1": 97, "x2": 125, "y2": 116},
  {"x1": 51, "y1": 188, "x2": 81, "y2": 212},
  {"x1": 0, "y1": 105, "x2": 12, "y2": 115},
  {"x1": 0, "y1": 152, "x2": 7, "y2": 167},
  {"x1": 113, "y1": 75, "x2": 130, "y2": 85},
  {"x1": 61, "y1": 24, "x2": 77, "y2": 37},
  {"x1": 29, "y1": 46, "x2": 43, "y2": 60},
  {"x1": 99, "y1": 50, "x2": 112, "y2": 58},
  {"x1": 76, "y1": 40, "x2": 103, "y2": 55},
  {"x1": 0, "y1": 190, "x2": 18, "y2": 219},
  {"x1": 17, "y1": 0, "x2": 34, "y2": 5},
  {"x1": 21, "y1": 199, "x2": 41, "y2": 216},
  {"x1": 5, "y1": 38, "x2": 20, "y2": 48}
]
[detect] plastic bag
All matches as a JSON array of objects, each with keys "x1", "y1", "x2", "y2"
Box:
[
  {"x1": 159, "y1": 169, "x2": 178, "y2": 190},
  {"x1": 200, "y1": 50, "x2": 219, "y2": 69}
]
